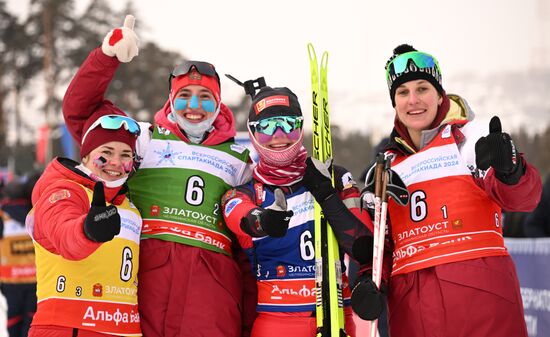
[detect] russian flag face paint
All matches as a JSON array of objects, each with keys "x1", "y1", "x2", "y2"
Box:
[
  {"x1": 122, "y1": 161, "x2": 133, "y2": 174},
  {"x1": 93, "y1": 155, "x2": 108, "y2": 168}
]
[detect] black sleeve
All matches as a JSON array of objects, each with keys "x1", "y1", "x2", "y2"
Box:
[{"x1": 318, "y1": 165, "x2": 373, "y2": 256}]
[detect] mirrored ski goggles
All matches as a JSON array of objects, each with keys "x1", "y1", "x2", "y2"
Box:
[
  {"x1": 174, "y1": 96, "x2": 216, "y2": 113},
  {"x1": 385, "y1": 51, "x2": 441, "y2": 79},
  {"x1": 249, "y1": 116, "x2": 304, "y2": 136},
  {"x1": 170, "y1": 61, "x2": 220, "y2": 83},
  {"x1": 82, "y1": 115, "x2": 141, "y2": 145}
]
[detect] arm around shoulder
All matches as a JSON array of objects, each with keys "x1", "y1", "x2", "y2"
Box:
[{"x1": 221, "y1": 187, "x2": 257, "y2": 248}]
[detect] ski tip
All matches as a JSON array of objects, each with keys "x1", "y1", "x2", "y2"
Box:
[
  {"x1": 308, "y1": 43, "x2": 317, "y2": 60},
  {"x1": 320, "y1": 51, "x2": 329, "y2": 68}
]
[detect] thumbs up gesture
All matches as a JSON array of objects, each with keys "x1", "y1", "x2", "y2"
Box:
[
  {"x1": 475, "y1": 116, "x2": 524, "y2": 184},
  {"x1": 242, "y1": 189, "x2": 294, "y2": 238},
  {"x1": 101, "y1": 15, "x2": 139, "y2": 63},
  {"x1": 83, "y1": 182, "x2": 121, "y2": 242},
  {"x1": 258, "y1": 189, "x2": 294, "y2": 238}
]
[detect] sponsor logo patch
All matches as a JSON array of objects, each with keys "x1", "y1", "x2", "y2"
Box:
[
  {"x1": 48, "y1": 190, "x2": 70, "y2": 204},
  {"x1": 276, "y1": 265, "x2": 286, "y2": 278},
  {"x1": 188, "y1": 70, "x2": 202, "y2": 81},
  {"x1": 254, "y1": 95, "x2": 289, "y2": 115},
  {"x1": 150, "y1": 205, "x2": 160, "y2": 216},
  {"x1": 154, "y1": 142, "x2": 182, "y2": 166},
  {"x1": 224, "y1": 198, "x2": 242, "y2": 217},
  {"x1": 92, "y1": 283, "x2": 103, "y2": 297},
  {"x1": 221, "y1": 189, "x2": 237, "y2": 205},
  {"x1": 452, "y1": 219, "x2": 463, "y2": 229}
]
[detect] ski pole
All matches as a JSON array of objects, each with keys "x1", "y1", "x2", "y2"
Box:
[{"x1": 369, "y1": 154, "x2": 389, "y2": 337}]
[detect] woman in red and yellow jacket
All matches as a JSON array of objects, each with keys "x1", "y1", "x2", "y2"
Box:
[{"x1": 27, "y1": 110, "x2": 142, "y2": 337}]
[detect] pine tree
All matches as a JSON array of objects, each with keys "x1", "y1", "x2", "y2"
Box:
[{"x1": 0, "y1": 0, "x2": 42, "y2": 170}]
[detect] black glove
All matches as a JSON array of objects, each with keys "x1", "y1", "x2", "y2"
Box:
[
  {"x1": 302, "y1": 157, "x2": 336, "y2": 202},
  {"x1": 475, "y1": 116, "x2": 524, "y2": 185},
  {"x1": 240, "y1": 189, "x2": 294, "y2": 238},
  {"x1": 351, "y1": 273, "x2": 387, "y2": 321},
  {"x1": 361, "y1": 161, "x2": 409, "y2": 207},
  {"x1": 84, "y1": 182, "x2": 121, "y2": 242}
]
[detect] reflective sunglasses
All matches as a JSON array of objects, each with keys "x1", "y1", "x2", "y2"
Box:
[
  {"x1": 249, "y1": 116, "x2": 304, "y2": 136},
  {"x1": 386, "y1": 51, "x2": 441, "y2": 80},
  {"x1": 82, "y1": 115, "x2": 141, "y2": 145},
  {"x1": 169, "y1": 61, "x2": 220, "y2": 90}
]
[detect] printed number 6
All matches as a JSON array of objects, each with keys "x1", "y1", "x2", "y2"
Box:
[
  {"x1": 120, "y1": 247, "x2": 133, "y2": 282},
  {"x1": 56, "y1": 276, "x2": 66, "y2": 293},
  {"x1": 410, "y1": 190, "x2": 427, "y2": 222},
  {"x1": 186, "y1": 176, "x2": 205, "y2": 206},
  {"x1": 300, "y1": 230, "x2": 314, "y2": 261}
]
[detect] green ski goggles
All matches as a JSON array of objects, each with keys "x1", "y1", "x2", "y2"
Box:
[
  {"x1": 386, "y1": 51, "x2": 441, "y2": 80},
  {"x1": 249, "y1": 116, "x2": 304, "y2": 136}
]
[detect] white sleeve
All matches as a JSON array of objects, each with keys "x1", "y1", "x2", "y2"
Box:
[
  {"x1": 238, "y1": 163, "x2": 254, "y2": 186},
  {"x1": 458, "y1": 120, "x2": 488, "y2": 173},
  {"x1": 135, "y1": 122, "x2": 153, "y2": 162}
]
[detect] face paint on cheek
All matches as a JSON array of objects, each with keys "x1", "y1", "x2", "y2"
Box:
[
  {"x1": 174, "y1": 98, "x2": 188, "y2": 110},
  {"x1": 201, "y1": 100, "x2": 216, "y2": 113},
  {"x1": 122, "y1": 161, "x2": 133, "y2": 174},
  {"x1": 93, "y1": 155, "x2": 107, "y2": 168}
]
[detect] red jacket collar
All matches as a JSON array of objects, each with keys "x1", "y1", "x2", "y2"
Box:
[
  {"x1": 154, "y1": 100, "x2": 236, "y2": 145},
  {"x1": 34, "y1": 158, "x2": 127, "y2": 205}
]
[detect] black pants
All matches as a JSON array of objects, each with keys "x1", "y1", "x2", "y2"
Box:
[{"x1": 1, "y1": 283, "x2": 37, "y2": 337}]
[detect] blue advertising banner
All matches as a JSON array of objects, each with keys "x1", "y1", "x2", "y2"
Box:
[{"x1": 506, "y1": 238, "x2": 550, "y2": 337}]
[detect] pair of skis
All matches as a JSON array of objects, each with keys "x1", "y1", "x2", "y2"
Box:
[{"x1": 308, "y1": 43, "x2": 347, "y2": 337}]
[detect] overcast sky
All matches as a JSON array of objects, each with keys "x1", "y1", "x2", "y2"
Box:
[{"x1": 6, "y1": 0, "x2": 548, "y2": 137}]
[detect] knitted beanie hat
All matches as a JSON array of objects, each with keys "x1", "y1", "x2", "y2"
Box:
[{"x1": 385, "y1": 44, "x2": 443, "y2": 106}]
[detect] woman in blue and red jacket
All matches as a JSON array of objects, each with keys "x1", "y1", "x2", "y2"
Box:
[{"x1": 222, "y1": 86, "x2": 374, "y2": 337}]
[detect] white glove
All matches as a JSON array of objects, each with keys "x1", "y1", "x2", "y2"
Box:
[{"x1": 101, "y1": 15, "x2": 139, "y2": 63}]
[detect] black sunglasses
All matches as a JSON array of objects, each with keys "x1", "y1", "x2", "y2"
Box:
[{"x1": 168, "y1": 61, "x2": 220, "y2": 91}]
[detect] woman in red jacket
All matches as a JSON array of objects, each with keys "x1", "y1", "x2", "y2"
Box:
[
  {"x1": 26, "y1": 110, "x2": 143, "y2": 337},
  {"x1": 352, "y1": 44, "x2": 542, "y2": 337}
]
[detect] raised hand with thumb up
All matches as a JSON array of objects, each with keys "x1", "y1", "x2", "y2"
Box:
[
  {"x1": 240, "y1": 188, "x2": 294, "y2": 238},
  {"x1": 101, "y1": 15, "x2": 139, "y2": 63},
  {"x1": 475, "y1": 116, "x2": 524, "y2": 184},
  {"x1": 84, "y1": 182, "x2": 121, "y2": 242}
]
